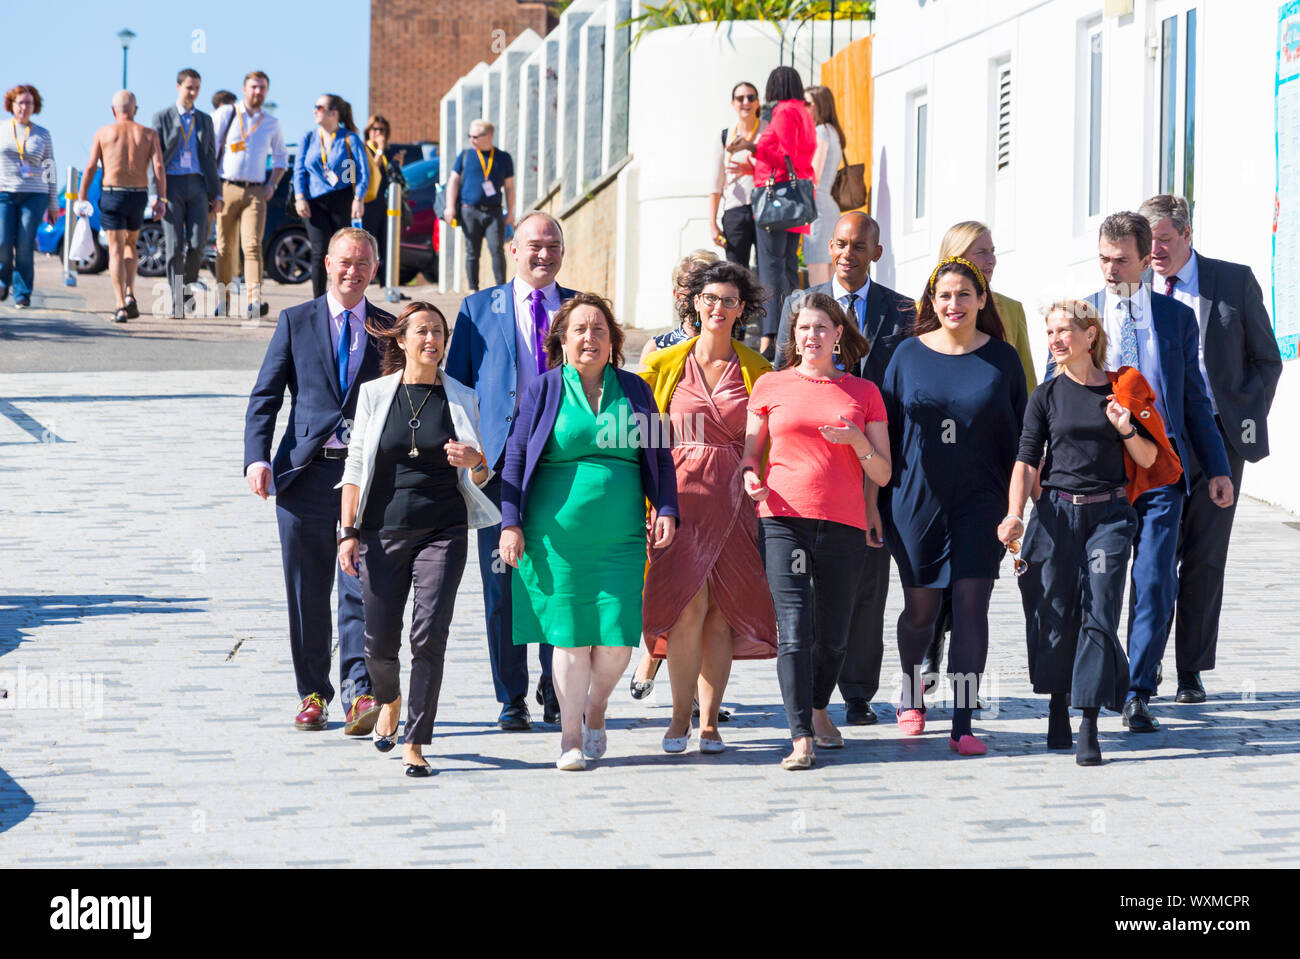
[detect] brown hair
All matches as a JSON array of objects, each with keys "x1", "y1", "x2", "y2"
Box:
[
  {"x1": 367, "y1": 301, "x2": 449, "y2": 375},
  {"x1": 1045, "y1": 299, "x2": 1107, "y2": 372},
  {"x1": 5, "y1": 85, "x2": 42, "y2": 114},
  {"x1": 544, "y1": 292, "x2": 625, "y2": 370},
  {"x1": 913, "y1": 259, "x2": 1006, "y2": 340},
  {"x1": 804, "y1": 85, "x2": 846, "y2": 150},
  {"x1": 176, "y1": 69, "x2": 201, "y2": 85},
  {"x1": 244, "y1": 71, "x2": 269, "y2": 86},
  {"x1": 781, "y1": 290, "x2": 869, "y2": 370},
  {"x1": 1100, "y1": 211, "x2": 1153, "y2": 259},
  {"x1": 1138, "y1": 194, "x2": 1192, "y2": 235},
  {"x1": 365, "y1": 114, "x2": 391, "y2": 138}
]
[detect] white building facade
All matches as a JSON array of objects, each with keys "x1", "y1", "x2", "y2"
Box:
[{"x1": 872, "y1": 0, "x2": 1297, "y2": 512}]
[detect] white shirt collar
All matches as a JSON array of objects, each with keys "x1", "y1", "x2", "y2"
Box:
[
  {"x1": 177, "y1": 102, "x2": 193, "y2": 118},
  {"x1": 326, "y1": 292, "x2": 366, "y2": 322},
  {"x1": 514, "y1": 278, "x2": 559, "y2": 306},
  {"x1": 1104, "y1": 283, "x2": 1150, "y2": 317},
  {"x1": 831, "y1": 274, "x2": 871, "y2": 301}
]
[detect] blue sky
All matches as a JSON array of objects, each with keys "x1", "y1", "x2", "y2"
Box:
[{"x1": 5, "y1": 0, "x2": 371, "y2": 169}]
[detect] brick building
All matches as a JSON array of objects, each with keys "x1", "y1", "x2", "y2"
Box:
[{"x1": 369, "y1": 0, "x2": 554, "y2": 143}]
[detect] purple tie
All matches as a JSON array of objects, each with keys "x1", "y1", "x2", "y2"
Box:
[
  {"x1": 1165, "y1": 276, "x2": 1176, "y2": 297},
  {"x1": 529, "y1": 288, "x2": 549, "y2": 374}
]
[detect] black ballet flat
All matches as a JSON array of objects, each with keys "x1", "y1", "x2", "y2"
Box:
[
  {"x1": 374, "y1": 725, "x2": 399, "y2": 752},
  {"x1": 404, "y1": 762, "x2": 433, "y2": 778}
]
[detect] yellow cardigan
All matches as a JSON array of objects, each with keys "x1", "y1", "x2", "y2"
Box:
[
  {"x1": 639, "y1": 335, "x2": 773, "y2": 411},
  {"x1": 994, "y1": 291, "x2": 1038, "y2": 392}
]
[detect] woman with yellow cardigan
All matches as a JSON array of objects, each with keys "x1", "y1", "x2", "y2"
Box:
[{"x1": 640, "y1": 260, "x2": 778, "y2": 754}]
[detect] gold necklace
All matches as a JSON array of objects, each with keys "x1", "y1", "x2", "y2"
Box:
[{"x1": 403, "y1": 380, "x2": 434, "y2": 458}]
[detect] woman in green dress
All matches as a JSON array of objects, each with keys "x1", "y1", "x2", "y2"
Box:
[{"x1": 499, "y1": 293, "x2": 679, "y2": 771}]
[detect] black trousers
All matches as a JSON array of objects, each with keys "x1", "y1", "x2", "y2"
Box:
[
  {"x1": 163, "y1": 173, "x2": 208, "y2": 314},
  {"x1": 836, "y1": 542, "x2": 890, "y2": 701},
  {"x1": 1168, "y1": 421, "x2": 1246, "y2": 674},
  {"x1": 362, "y1": 197, "x2": 389, "y2": 273},
  {"x1": 760, "y1": 516, "x2": 867, "y2": 740},
  {"x1": 460, "y1": 204, "x2": 506, "y2": 290},
  {"x1": 305, "y1": 188, "x2": 354, "y2": 298},
  {"x1": 1019, "y1": 491, "x2": 1137, "y2": 709},
  {"x1": 359, "y1": 524, "x2": 468, "y2": 744},
  {"x1": 721, "y1": 205, "x2": 756, "y2": 269},
  {"x1": 754, "y1": 225, "x2": 799, "y2": 348}
]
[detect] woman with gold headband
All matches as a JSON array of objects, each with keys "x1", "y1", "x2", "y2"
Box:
[{"x1": 878, "y1": 256, "x2": 1027, "y2": 755}]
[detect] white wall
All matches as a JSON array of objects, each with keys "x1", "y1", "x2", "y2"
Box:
[{"x1": 872, "y1": 0, "x2": 1297, "y2": 512}]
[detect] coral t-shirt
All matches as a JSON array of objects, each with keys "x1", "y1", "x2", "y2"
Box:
[{"x1": 748, "y1": 369, "x2": 887, "y2": 530}]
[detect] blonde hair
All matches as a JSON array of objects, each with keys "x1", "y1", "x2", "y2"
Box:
[
  {"x1": 327, "y1": 226, "x2": 379, "y2": 260},
  {"x1": 1045, "y1": 299, "x2": 1107, "y2": 372},
  {"x1": 938, "y1": 220, "x2": 991, "y2": 261}
]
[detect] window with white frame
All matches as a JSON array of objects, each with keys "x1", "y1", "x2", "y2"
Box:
[
  {"x1": 908, "y1": 90, "x2": 929, "y2": 224},
  {"x1": 1158, "y1": 7, "x2": 1198, "y2": 204},
  {"x1": 1085, "y1": 20, "x2": 1104, "y2": 218}
]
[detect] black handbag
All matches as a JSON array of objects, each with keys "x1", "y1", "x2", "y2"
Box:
[{"x1": 752, "y1": 156, "x2": 816, "y2": 233}]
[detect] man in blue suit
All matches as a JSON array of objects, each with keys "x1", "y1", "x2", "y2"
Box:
[
  {"x1": 244, "y1": 227, "x2": 390, "y2": 734},
  {"x1": 445, "y1": 211, "x2": 576, "y2": 729},
  {"x1": 1086, "y1": 212, "x2": 1235, "y2": 733}
]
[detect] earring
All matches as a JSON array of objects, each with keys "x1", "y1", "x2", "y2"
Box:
[{"x1": 832, "y1": 340, "x2": 842, "y2": 356}]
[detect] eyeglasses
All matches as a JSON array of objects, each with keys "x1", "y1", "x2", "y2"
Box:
[
  {"x1": 698, "y1": 293, "x2": 741, "y2": 309},
  {"x1": 734, "y1": 94, "x2": 757, "y2": 103}
]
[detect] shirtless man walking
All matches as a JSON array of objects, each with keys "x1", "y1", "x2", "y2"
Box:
[{"x1": 78, "y1": 90, "x2": 166, "y2": 323}]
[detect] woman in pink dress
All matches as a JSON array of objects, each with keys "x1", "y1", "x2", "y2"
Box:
[{"x1": 641, "y1": 261, "x2": 778, "y2": 754}]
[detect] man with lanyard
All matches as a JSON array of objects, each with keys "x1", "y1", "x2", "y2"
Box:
[
  {"x1": 212, "y1": 70, "x2": 287, "y2": 319},
  {"x1": 153, "y1": 68, "x2": 220, "y2": 318},
  {"x1": 443, "y1": 119, "x2": 514, "y2": 291}
]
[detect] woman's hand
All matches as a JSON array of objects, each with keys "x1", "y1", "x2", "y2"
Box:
[
  {"x1": 651, "y1": 515, "x2": 676, "y2": 550},
  {"x1": 1105, "y1": 395, "x2": 1133, "y2": 434},
  {"x1": 499, "y1": 526, "x2": 525, "y2": 568},
  {"x1": 727, "y1": 158, "x2": 755, "y2": 178},
  {"x1": 444, "y1": 440, "x2": 484, "y2": 470},
  {"x1": 727, "y1": 137, "x2": 756, "y2": 154},
  {"x1": 865, "y1": 501, "x2": 884, "y2": 549},
  {"x1": 997, "y1": 516, "x2": 1024, "y2": 548},
  {"x1": 338, "y1": 537, "x2": 359, "y2": 576},
  {"x1": 742, "y1": 466, "x2": 768, "y2": 502},
  {"x1": 294, "y1": 197, "x2": 310, "y2": 219},
  {"x1": 818, "y1": 415, "x2": 867, "y2": 450},
  {"x1": 351, "y1": 197, "x2": 365, "y2": 221}
]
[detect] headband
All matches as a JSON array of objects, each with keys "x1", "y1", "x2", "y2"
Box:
[{"x1": 927, "y1": 255, "x2": 988, "y2": 295}]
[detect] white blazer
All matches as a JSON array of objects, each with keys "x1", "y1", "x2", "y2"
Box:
[{"x1": 337, "y1": 370, "x2": 501, "y2": 531}]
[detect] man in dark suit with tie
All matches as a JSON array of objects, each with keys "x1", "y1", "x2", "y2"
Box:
[
  {"x1": 445, "y1": 211, "x2": 576, "y2": 730},
  {"x1": 1139, "y1": 195, "x2": 1284, "y2": 703},
  {"x1": 1076, "y1": 212, "x2": 1234, "y2": 732},
  {"x1": 152, "y1": 69, "x2": 220, "y2": 319},
  {"x1": 244, "y1": 227, "x2": 390, "y2": 734},
  {"x1": 775, "y1": 211, "x2": 916, "y2": 726}
]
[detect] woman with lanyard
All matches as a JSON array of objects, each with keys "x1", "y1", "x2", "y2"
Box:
[
  {"x1": 295, "y1": 94, "x2": 369, "y2": 298},
  {"x1": 708, "y1": 81, "x2": 763, "y2": 269},
  {"x1": 1, "y1": 85, "x2": 60, "y2": 308},
  {"x1": 361, "y1": 114, "x2": 407, "y2": 277}
]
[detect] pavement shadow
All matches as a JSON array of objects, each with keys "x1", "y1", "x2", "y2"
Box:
[{"x1": 0, "y1": 766, "x2": 34, "y2": 836}]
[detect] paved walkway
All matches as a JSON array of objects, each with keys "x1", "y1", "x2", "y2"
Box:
[{"x1": 2, "y1": 300, "x2": 1299, "y2": 866}]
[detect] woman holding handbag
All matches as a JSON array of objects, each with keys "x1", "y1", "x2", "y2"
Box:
[
  {"x1": 802, "y1": 86, "x2": 845, "y2": 287},
  {"x1": 738, "y1": 66, "x2": 815, "y2": 360}
]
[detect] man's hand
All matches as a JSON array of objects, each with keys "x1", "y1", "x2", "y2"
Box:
[
  {"x1": 1208, "y1": 476, "x2": 1235, "y2": 509},
  {"x1": 295, "y1": 197, "x2": 310, "y2": 219},
  {"x1": 263, "y1": 182, "x2": 276, "y2": 203},
  {"x1": 246, "y1": 465, "x2": 272, "y2": 500},
  {"x1": 210, "y1": 197, "x2": 223, "y2": 215}
]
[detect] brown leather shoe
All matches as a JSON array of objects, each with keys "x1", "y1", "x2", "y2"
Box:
[
  {"x1": 295, "y1": 693, "x2": 328, "y2": 730},
  {"x1": 344, "y1": 694, "x2": 380, "y2": 736}
]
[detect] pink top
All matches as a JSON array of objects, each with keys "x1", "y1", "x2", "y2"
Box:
[
  {"x1": 753, "y1": 100, "x2": 817, "y2": 235},
  {"x1": 748, "y1": 368, "x2": 887, "y2": 530}
]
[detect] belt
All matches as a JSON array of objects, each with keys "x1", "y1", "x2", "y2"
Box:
[
  {"x1": 1054, "y1": 488, "x2": 1125, "y2": 506},
  {"x1": 102, "y1": 185, "x2": 147, "y2": 193},
  {"x1": 315, "y1": 447, "x2": 348, "y2": 461},
  {"x1": 222, "y1": 178, "x2": 264, "y2": 188},
  {"x1": 469, "y1": 201, "x2": 502, "y2": 209}
]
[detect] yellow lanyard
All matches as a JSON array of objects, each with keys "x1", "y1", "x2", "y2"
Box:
[
  {"x1": 11, "y1": 119, "x2": 30, "y2": 160},
  {"x1": 732, "y1": 119, "x2": 759, "y2": 145},
  {"x1": 318, "y1": 128, "x2": 338, "y2": 168},
  {"x1": 476, "y1": 147, "x2": 494, "y2": 180},
  {"x1": 236, "y1": 107, "x2": 264, "y2": 146},
  {"x1": 177, "y1": 111, "x2": 194, "y2": 148}
]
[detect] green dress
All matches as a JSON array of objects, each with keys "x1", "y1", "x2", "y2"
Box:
[{"x1": 512, "y1": 364, "x2": 646, "y2": 648}]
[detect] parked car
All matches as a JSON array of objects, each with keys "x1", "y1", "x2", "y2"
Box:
[{"x1": 397, "y1": 156, "x2": 441, "y2": 284}]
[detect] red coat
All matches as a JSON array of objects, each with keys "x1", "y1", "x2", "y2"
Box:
[
  {"x1": 1107, "y1": 366, "x2": 1183, "y2": 502},
  {"x1": 753, "y1": 99, "x2": 816, "y2": 235}
]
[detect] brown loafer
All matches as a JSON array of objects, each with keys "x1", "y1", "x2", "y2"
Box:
[
  {"x1": 344, "y1": 694, "x2": 380, "y2": 736},
  {"x1": 294, "y1": 693, "x2": 328, "y2": 730}
]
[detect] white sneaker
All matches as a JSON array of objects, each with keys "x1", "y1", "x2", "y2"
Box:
[
  {"x1": 556, "y1": 748, "x2": 586, "y2": 771},
  {"x1": 581, "y1": 721, "x2": 607, "y2": 760}
]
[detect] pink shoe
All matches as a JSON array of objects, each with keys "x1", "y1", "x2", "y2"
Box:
[
  {"x1": 949, "y1": 734, "x2": 987, "y2": 756},
  {"x1": 897, "y1": 706, "x2": 926, "y2": 736}
]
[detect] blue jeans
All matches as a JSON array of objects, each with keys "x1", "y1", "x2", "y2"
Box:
[{"x1": 0, "y1": 191, "x2": 49, "y2": 298}]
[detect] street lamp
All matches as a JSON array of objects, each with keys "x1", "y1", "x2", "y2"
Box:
[{"x1": 117, "y1": 29, "x2": 135, "y2": 89}]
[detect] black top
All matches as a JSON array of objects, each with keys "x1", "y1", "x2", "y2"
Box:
[
  {"x1": 362, "y1": 382, "x2": 467, "y2": 530},
  {"x1": 1016, "y1": 373, "x2": 1151, "y2": 494}
]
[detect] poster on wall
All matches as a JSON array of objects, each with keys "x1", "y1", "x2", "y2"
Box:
[{"x1": 1275, "y1": 1, "x2": 1300, "y2": 360}]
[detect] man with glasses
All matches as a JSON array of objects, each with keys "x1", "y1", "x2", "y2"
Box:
[
  {"x1": 708, "y1": 81, "x2": 765, "y2": 269},
  {"x1": 442, "y1": 119, "x2": 514, "y2": 291}
]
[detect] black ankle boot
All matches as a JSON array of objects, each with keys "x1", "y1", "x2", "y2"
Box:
[
  {"x1": 1047, "y1": 694, "x2": 1072, "y2": 750},
  {"x1": 1076, "y1": 709, "x2": 1101, "y2": 766}
]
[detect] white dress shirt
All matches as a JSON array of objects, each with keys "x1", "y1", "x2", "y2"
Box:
[
  {"x1": 213, "y1": 103, "x2": 288, "y2": 183},
  {"x1": 1103, "y1": 284, "x2": 1168, "y2": 427},
  {"x1": 1163, "y1": 250, "x2": 1216, "y2": 414},
  {"x1": 512, "y1": 278, "x2": 561, "y2": 402}
]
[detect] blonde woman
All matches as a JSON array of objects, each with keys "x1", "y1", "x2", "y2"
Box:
[{"x1": 803, "y1": 85, "x2": 846, "y2": 287}]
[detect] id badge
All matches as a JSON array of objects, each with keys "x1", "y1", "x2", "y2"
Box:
[
  {"x1": 18, "y1": 160, "x2": 33, "y2": 178},
  {"x1": 481, "y1": 180, "x2": 497, "y2": 197},
  {"x1": 229, "y1": 141, "x2": 245, "y2": 153},
  {"x1": 324, "y1": 169, "x2": 340, "y2": 187},
  {"x1": 180, "y1": 150, "x2": 194, "y2": 170}
]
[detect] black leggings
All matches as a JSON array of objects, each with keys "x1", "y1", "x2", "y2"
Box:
[{"x1": 897, "y1": 579, "x2": 993, "y2": 732}]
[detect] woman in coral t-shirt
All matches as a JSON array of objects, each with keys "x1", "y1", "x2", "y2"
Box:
[{"x1": 740, "y1": 292, "x2": 891, "y2": 770}]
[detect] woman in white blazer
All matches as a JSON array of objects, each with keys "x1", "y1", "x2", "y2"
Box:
[{"x1": 337, "y1": 301, "x2": 499, "y2": 777}]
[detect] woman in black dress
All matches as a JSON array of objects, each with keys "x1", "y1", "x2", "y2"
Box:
[
  {"x1": 878, "y1": 257, "x2": 1027, "y2": 755},
  {"x1": 1000, "y1": 300, "x2": 1162, "y2": 766}
]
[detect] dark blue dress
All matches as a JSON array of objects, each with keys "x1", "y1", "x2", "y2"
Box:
[{"x1": 879, "y1": 335, "x2": 1028, "y2": 588}]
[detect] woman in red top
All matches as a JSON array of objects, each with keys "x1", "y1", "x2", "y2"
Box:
[
  {"x1": 737, "y1": 66, "x2": 815, "y2": 359},
  {"x1": 741, "y1": 292, "x2": 891, "y2": 769}
]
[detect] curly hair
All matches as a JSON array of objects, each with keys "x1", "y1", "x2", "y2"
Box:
[
  {"x1": 780, "y1": 291, "x2": 869, "y2": 370},
  {"x1": 544, "y1": 292, "x2": 625, "y2": 370},
  {"x1": 913, "y1": 259, "x2": 1005, "y2": 340},
  {"x1": 676, "y1": 260, "x2": 767, "y2": 340},
  {"x1": 5, "y1": 85, "x2": 42, "y2": 114}
]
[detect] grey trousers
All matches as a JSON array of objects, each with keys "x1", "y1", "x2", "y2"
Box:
[
  {"x1": 359, "y1": 524, "x2": 468, "y2": 745},
  {"x1": 163, "y1": 173, "x2": 209, "y2": 315},
  {"x1": 460, "y1": 204, "x2": 506, "y2": 290}
]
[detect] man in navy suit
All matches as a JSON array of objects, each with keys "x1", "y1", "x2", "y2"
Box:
[
  {"x1": 244, "y1": 227, "x2": 390, "y2": 733},
  {"x1": 1140, "y1": 195, "x2": 1283, "y2": 703},
  {"x1": 774, "y1": 212, "x2": 916, "y2": 726},
  {"x1": 1085, "y1": 212, "x2": 1234, "y2": 733},
  {"x1": 445, "y1": 211, "x2": 576, "y2": 730}
]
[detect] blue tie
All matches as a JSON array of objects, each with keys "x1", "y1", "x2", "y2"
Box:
[{"x1": 337, "y1": 310, "x2": 352, "y2": 396}]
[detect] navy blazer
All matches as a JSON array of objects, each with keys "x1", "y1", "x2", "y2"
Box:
[
  {"x1": 1045, "y1": 289, "x2": 1230, "y2": 490},
  {"x1": 243, "y1": 296, "x2": 389, "y2": 494},
  {"x1": 499, "y1": 366, "x2": 679, "y2": 530},
  {"x1": 774, "y1": 278, "x2": 916, "y2": 385},
  {"x1": 445, "y1": 281, "x2": 578, "y2": 469}
]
